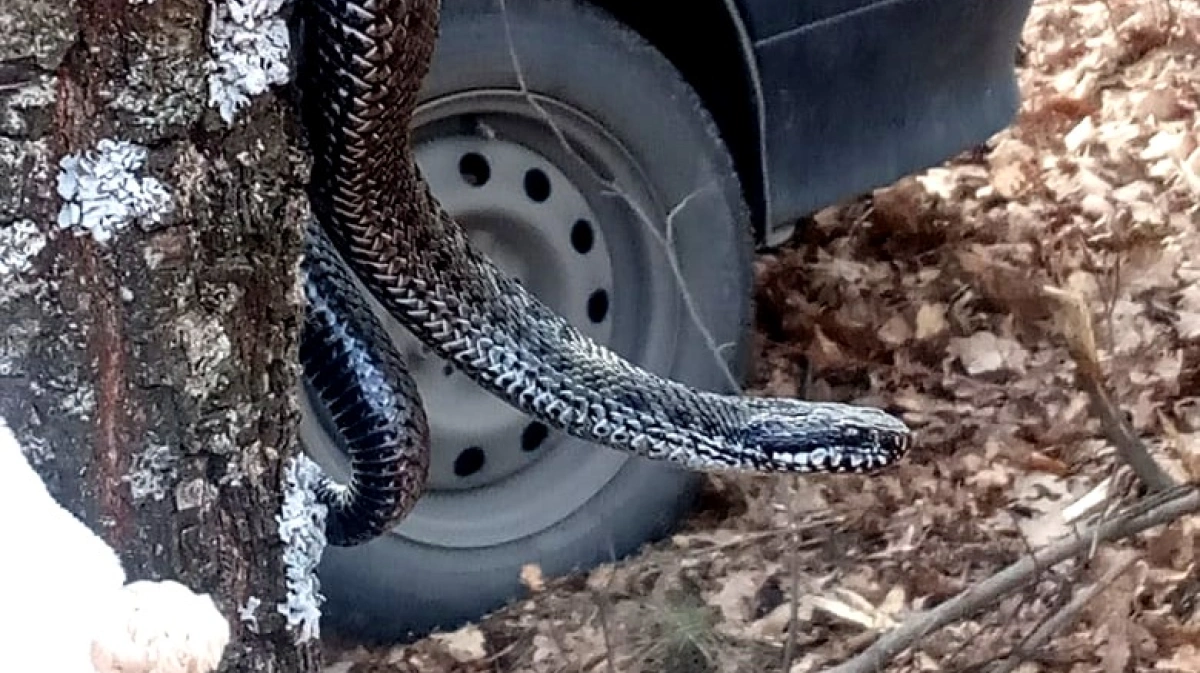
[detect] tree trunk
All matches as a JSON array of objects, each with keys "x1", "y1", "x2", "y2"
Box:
[{"x1": 1, "y1": 0, "x2": 320, "y2": 670}]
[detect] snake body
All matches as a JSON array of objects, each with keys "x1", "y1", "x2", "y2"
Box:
[
  {"x1": 296, "y1": 0, "x2": 912, "y2": 546},
  {"x1": 301, "y1": 221, "x2": 429, "y2": 546}
]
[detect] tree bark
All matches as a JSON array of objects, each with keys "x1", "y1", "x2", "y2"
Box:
[{"x1": 0, "y1": 0, "x2": 319, "y2": 670}]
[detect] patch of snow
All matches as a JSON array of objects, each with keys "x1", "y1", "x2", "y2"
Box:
[
  {"x1": 1, "y1": 416, "x2": 128, "y2": 672},
  {"x1": 276, "y1": 454, "x2": 328, "y2": 643},
  {"x1": 56, "y1": 139, "x2": 172, "y2": 244},
  {"x1": 91, "y1": 580, "x2": 230, "y2": 673},
  {"x1": 206, "y1": 0, "x2": 291, "y2": 124},
  {"x1": 2, "y1": 417, "x2": 230, "y2": 672}
]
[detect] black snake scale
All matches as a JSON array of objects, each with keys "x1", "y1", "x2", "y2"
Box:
[
  {"x1": 301, "y1": 221, "x2": 429, "y2": 546},
  {"x1": 296, "y1": 0, "x2": 912, "y2": 546}
]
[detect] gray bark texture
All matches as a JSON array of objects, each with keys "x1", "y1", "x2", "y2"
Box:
[{"x1": 0, "y1": 0, "x2": 319, "y2": 670}]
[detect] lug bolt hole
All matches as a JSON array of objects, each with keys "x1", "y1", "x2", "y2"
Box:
[
  {"x1": 521, "y1": 422, "x2": 549, "y2": 452},
  {"x1": 454, "y1": 446, "x2": 486, "y2": 477},
  {"x1": 459, "y1": 153, "x2": 491, "y2": 187},
  {"x1": 587, "y1": 289, "x2": 609, "y2": 324},
  {"x1": 571, "y1": 219, "x2": 594, "y2": 254},
  {"x1": 524, "y1": 168, "x2": 551, "y2": 202}
]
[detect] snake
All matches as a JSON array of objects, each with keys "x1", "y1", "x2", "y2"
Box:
[{"x1": 293, "y1": 0, "x2": 913, "y2": 547}]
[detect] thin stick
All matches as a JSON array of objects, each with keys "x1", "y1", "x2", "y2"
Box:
[
  {"x1": 986, "y1": 556, "x2": 1136, "y2": 673},
  {"x1": 783, "y1": 358, "x2": 818, "y2": 669},
  {"x1": 1043, "y1": 285, "x2": 1176, "y2": 492},
  {"x1": 1078, "y1": 374, "x2": 1175, "y2": 492},
  {"x1": 595, "y1": 542, "x2": 621, "y2": 673},
  {"x1": 821, "y1": 486, "x2": 1200, "y2": 673}
]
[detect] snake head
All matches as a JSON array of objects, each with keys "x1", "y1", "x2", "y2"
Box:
[{"x1": 740, "y1": 401, "x2": 911, "y2": 474}]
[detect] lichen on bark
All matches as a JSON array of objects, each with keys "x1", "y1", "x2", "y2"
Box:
[
  {"x1": 0, "y1": 0, "x2": 77, "y2": 68},
  {"x1": 0, "y1": 0, "x2": 319, "y2": 670}
]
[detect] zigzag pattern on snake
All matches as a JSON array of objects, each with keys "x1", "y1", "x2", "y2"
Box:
[{"x1": 295, "y1": 0, "x2": 913, "y2": 547}]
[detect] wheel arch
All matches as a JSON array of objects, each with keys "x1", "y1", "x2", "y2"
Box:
[{"x1": 581, "y1": 0, "x2": 770, "y2": 241}]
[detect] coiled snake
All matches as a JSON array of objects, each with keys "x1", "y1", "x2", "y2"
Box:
[{"x1": 295, "y1": 0, "x2": 912, "y2": 547}]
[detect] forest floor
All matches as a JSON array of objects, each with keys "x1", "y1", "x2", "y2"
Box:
[{"x1": 327, "y1": 0, "x2": 1200, "y2": 671}]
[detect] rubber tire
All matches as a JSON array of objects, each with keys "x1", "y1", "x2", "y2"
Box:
[{"x1": 317, "y1": 0, "x2": 754, "y2": 641}]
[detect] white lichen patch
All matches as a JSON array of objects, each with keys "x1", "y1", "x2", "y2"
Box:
[
  {"x1": 206, "y1": 0, "x2": 290, "y2": 124},
  {"x1": 56, "y1": 139, "x2": 172, "y2": 244},
  {"x1": 110, "y1": 57, "x2": 206, "y2": 134},
  {"x1": 176, "y1": 312, "x2": 232, "y2": 399},
  {"x1": 0, "y1": 319, "x2": 39, "y2": 378},
  {"x1": 276, "y1": 454, "x2": 327, "y2": 643},
  {"x1": 0, "y1": 219, "x2": 48, "y2": 304},
  {"x1": 123, "y1": 442, "x2": 177, "y2": 502},
  {"x1": 238, "y1": 595, "x2": 261, "y2": 633},
  {"x1": 174, "y1": 477, "x2": 218, "y2": 511},
  {"x1": 16, "y1": 431, "x2": 52, "y2": 466},
  {"x1": 57, "y1": 385, "x2": 95, "y2": 419},
  {"x1": 1, "y1": 137, "x2": 55, "y2": 221},
  {"x1": 0, "y1": 0, "x2": 76, "y2": 67},
  {"x1": 0, "y1": 219, "x2": 46, "y2": 275}
]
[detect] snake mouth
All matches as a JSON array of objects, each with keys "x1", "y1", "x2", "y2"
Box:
[{"x1": 300, "y1": 89, "x2": 687, "y2": 548}]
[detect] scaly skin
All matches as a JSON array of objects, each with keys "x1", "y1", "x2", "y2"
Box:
[
  {"x1": 302, "y1": 220, "x2": 429, "y2": 546},
  {"x1": 296, "y1": 0, "x2": 911, "y2": 547}
]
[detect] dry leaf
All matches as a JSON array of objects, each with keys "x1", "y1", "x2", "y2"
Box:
[
  {"x1": 430, "y1": 624, "x2": 487, "y2": 663},
  {"x1": 915, "y1": 303, "x2": 948, "y2": 340},
  {"x1": 950, "y1": 331, "x2": 1030, "y2": 376},
  {"x1": 877, "y1": 313, "x2": 912, "y2": 346},
  {"x1": 708, "y1": 570, "x2": 761, "y2": 623}
]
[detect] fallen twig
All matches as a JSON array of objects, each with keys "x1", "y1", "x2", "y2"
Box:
[
  {"x1": 821, "y1": 486, "x2": 1200, "y2": 673},
  {"x1": 986, "y1": 555, "x2": 1137, "y2": 673},
  {"x1": 1043, "y1": 285, "x2": 1176, "y2": 492},
  {"x1": 782, "y1": 477, "x2": 805, "y2": 671},
  {"x1": 594, "y1": 546, "x2": 621, "y2": 673}
]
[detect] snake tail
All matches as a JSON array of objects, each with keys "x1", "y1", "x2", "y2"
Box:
[{"x1": 301, "y1": 220, "x2": 430, "y2": 547}]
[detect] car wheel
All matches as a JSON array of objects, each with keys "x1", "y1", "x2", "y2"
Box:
[{"x1": 301, "y1": 0, "x2": 754, "y2": 641}]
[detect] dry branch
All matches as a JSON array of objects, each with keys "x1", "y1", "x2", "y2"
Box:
[
  {"x1": 822, "y1": 485, "x2": 1200, "y2": 673},
  {"x1": 986, "y1": 555, "x2": 1136, "y2": 673},
  {"x1": 1043, "y1": 285, "x2": 1177, "y2": 492}
]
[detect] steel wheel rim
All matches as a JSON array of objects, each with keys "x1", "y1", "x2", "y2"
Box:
[{"x1": 300, "y1": 89, "x2": 684, "y2": 548}]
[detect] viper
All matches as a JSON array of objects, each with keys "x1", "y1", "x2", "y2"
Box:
[{"x1": 293, "y1": 0, "x2": 912, "y2": 547}]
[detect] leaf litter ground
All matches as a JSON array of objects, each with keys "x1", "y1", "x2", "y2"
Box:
[{"x1": 327, "y1": 1, "x2": 1200, "y2": 670}]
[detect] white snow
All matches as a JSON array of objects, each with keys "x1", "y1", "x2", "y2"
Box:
[
  {"x1": 0, "y1": 417, "x2": 230, "y2": 672},
  {"x1": 91, "y1": 579, "x2": 230, "y2": 673},
  {"x1": 1, "y1": 417, "x2": 127, "y2": 672}
]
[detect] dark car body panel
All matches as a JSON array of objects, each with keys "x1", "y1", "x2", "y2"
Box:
[
  {"x1": 735, "y1": 0, "x2": 1034, "y2": 234},
  {"x1": 732, "y1": 0, "x2": 1034, "y2": 233},
  {"x1": 446, "y1": 0, "x2": 1032, "y2": 241}
]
